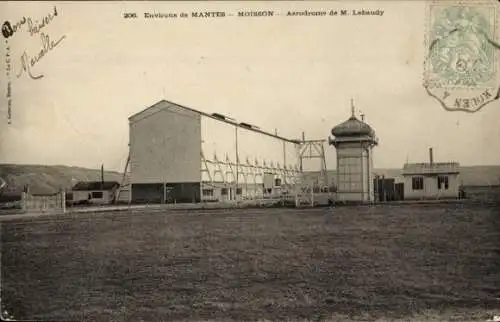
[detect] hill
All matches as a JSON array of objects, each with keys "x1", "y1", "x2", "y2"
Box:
[
  {"x1": 0, "y1": 164, "x2": 499, "y2": 196},
  {"x1": 0, "y1": 164, "x2": 124, "y2": 195}
]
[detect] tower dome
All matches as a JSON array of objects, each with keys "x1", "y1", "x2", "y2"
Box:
[
  {"x1": 331, "y1": 101, "x2": 375, "y2": 138},
  {"x1": 328, "y1": 99, "x2": 378, "y2": 204},
  {"x1": 331, "y1": 115, "x2": 375, "y2": 137}
]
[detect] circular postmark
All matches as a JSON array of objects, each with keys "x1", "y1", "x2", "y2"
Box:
[{"x1": 424, "y1": 3, "x2": 500, "y2": 112}]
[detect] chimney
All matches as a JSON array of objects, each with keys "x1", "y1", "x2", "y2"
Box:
[
  {"x1": 429, "y1": 148, "x2": 434, "y2": 166},
  {"x1": 302, "y1": 132, "x2": 305, "y2": 142}
]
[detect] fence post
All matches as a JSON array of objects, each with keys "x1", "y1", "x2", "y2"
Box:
[
  {"x1": 310, "y1": 185, "x2": 314, "y2": 207},
  {"x1": 42, "y1": 196, "x2": 46, "y2": 213},
  {"x1": 21, "y1": 192, "x2": 26, "y2": 212},
  {"x1": 61, "y1": 189, "x2": 66, "y2": 214}
]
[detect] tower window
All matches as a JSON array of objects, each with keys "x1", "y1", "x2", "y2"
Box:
[
  {"x1": 437, "y1": 176, "x2": 449, "y2": 190},
  {"x1": 412, "y1": 177, "x2": 424, "y2": 190}
]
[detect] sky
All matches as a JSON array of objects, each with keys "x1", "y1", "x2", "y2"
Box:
[{"x1": 1, "y1": 1, "x2": 499, "y2": 172}]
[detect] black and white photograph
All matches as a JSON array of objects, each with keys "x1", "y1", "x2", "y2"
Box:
[{"x1": 0, "y1": 1, "x2": 499, "y2": 321}]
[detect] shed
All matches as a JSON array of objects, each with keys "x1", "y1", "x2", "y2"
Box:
[
  {"x1": 71, "y1": 181, "x2": 120, "y2": 205},
  {"x1": 402, "y1": 148, "x2": 460, "y2": 200}
]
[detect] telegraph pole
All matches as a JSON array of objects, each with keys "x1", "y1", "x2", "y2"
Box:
[
  {"x1": 235, "y1": 126, "x2": 239, "y2": 192},
  {"x1": 101, "y1": 164, "x2": 104, "y2": 189}
]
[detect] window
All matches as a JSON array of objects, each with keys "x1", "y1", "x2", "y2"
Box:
[
  {"x1": 202, "y1": 189, "x2": 213, "y2": 197},
  {"x1": 221, "y1": 188, "x2": 228, "y2": 196},
  {"x1": 437, "y1": 176, "x2": 449, "y2": 190},
  {"x1": 91, "y1": 191, "x2": 104, "y2": 199},
  {"x1": 274, "y1": 178, "x2": 282, "y2": 187},
  {"x1": 412, "y1": 177, "x2": 424, "y2": 190},
  {"x1": 236, "y1": 188, "x2": 242, "y2": 195}
]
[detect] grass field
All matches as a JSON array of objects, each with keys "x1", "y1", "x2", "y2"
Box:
[{"x1": 1, "y1": 203, "x2": 500, "y2": 321}]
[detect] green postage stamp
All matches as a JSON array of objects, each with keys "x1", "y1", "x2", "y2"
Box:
[{"x1": 424, "y1": 2, "x2": 500, "y2": 112}]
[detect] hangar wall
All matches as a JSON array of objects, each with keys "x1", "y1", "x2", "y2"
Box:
[{"x1": 129, "y1": 101, "x2": 202, "y2": 203}]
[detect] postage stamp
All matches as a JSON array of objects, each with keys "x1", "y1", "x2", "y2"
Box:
[{"x1": 424, "y1": 2, "x2": 500, "y2": 113}]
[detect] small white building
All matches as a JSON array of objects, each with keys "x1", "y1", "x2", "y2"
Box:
[
  {"x1": 402, "y1": 148, "x2": 460, "y2": 200},
  {"x1": 70, "y1": 181, "x2": 120, "y2": 205}
]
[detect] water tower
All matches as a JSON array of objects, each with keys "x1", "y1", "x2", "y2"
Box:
[{"x1": 329, "y1": 100, "x2": 378, "y2": 203}]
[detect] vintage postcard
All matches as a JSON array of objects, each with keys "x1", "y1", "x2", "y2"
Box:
[{"x1": 0, "y1": 1, "x2": 499, "y2": 321}]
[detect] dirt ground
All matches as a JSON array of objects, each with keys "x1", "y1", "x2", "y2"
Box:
[{"x1": 1, "y1": 203, "x2": 499, "y2": 321}]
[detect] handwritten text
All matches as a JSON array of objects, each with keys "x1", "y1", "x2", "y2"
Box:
[
  {"x1": 17, "y1": 32, "x2": 66, "y2": 80},
  {"x1": 2, "y1": 6, "x2": 58, "y2": 39},
  {"x1": 28, "y1": 6, "x2": 59, "y2": 36}
]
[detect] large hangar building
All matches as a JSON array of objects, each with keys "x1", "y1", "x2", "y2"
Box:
[{"x1": 128, "y1": 100, "x2": 303, "y2": 203}]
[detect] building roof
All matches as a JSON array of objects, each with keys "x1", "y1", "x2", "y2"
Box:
[
  {"x1": 331, "y1": 105, "x2": 375, "y2": 138},
  {"x1": 129, "y1": 99, "x2": 301, "y2": 144},
  {"x1": 402, "y1": 162, "x2": 460, "y2": 175},
  {"x1": 72, "y1": 181, "x2": 120, "y2": 191},
  {"x1": 331, "y1": 116, "x2": 375, "y2": 137}
]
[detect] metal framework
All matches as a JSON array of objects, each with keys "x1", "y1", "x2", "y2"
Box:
[
  {"x1": 298, "y1": 139, "x2": 329, "y2": 188},
  {"x1": 118, "y1": 137, "x2": 330, "y2": 204},
  {"x1": 122, "y1": 99, "x2": 335, "y2": 205},
  {"x1": 200, "y1": 151, "x2": 302, "y2": 198},
  {"x1": 291, "y1": 139, "x2": 330, "y2": 207},
  {"x1": 113, "y1": 155, "x2": 130, "y2": 203}
]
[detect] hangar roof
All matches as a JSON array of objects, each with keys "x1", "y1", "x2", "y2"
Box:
[{"x1": 129, "y1": 99, "x2": 301, "y2": 144}]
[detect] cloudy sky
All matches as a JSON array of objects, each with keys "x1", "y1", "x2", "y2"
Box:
[{"x1": 1, "y1": 1, "x2": 499, "y2": 172}]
